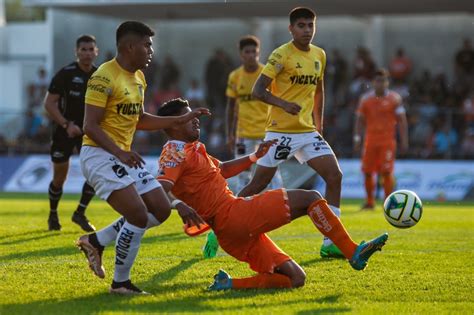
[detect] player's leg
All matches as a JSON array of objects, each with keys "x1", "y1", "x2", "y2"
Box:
[
  {"x1": 381, "y1": 142, "x2": 396, "y2": 198},
  {"x1": 71, "y1": 139, "x2": 97, "y2": 232},
  {"x1": 48, "y1": 161, "x2": 68, "y2": 231},
  {"x1": 209, "y1": 231, "x2": 299, "y2": 290},
  {"x1": 106, "y1": 185, "x2": 149, "y2": 294},
  {"x1": 361, "y1": 144, "x2": 377, "y2": 210},
  {"x1": 238, "y1": 132, "x2": 289, "y2": 197},
  {"x1": 286, "y1": 189, "x2": 388, "y2": 270},
  {"x1": 238, "y1": 165, "x2": 277, "y2": 197},
  {"x1": 298, "y1": 132, "x2": 344, "y2": 257},
  {"x1": 71, "y1": 182, "x2": 96, "y2": 232}
]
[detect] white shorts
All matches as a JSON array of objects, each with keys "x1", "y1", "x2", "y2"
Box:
[
  {"x1": 257, "y1": 131, "x2": 335, "y2": 167},
  {"x1": 235, "y1": 138, "x2": 261, "y2": 157},
  {"x1": 80, "y1": 146, "x2": 161, "y2": 201}
]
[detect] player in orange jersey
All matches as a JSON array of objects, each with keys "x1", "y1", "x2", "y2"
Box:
[
  {"x1": 354, "y1": 68, "x2": 408, "y2": 210},
  {"x1": 156, "y1": 98, "x2": 388, "y2": 290}
]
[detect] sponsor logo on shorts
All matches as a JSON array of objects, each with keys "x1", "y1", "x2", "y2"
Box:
[
  {"x1": 275, "y1": 145, "x2": 291, "y2": 160},
  {"x1": 112, "y1": 164, "x2": 128, "y2": 178}
]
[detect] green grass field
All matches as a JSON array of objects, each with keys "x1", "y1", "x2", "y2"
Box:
[{"x1": 0, "y1": 192, "x2": 473, "y2": 314}]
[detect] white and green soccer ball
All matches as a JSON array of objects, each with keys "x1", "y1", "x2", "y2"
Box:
[{"x1": 383, "y1": 190, "x2": 423, "y2": 228}]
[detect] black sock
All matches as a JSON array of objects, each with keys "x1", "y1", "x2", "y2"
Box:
[
  {"x1": 75, "y1": 182, "x2": 95, "y2": 215},
  {"x1": 48, "y1": 181, "x2": 63, "y2": 213}
]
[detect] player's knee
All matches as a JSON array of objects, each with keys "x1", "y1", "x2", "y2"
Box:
[
  {"x1": 290, "y1": 269, "x2": 306, "y2": 288},
  {"x1": 126, "y1": 207, "x2": 148, "y2": 228},
  {"x1": 152, "y1": 205, "x2": 171, "y2": 223}
]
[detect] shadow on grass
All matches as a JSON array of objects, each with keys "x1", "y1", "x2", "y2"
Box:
[
  {"x1": 1, "y1": 291, "x2": 349, "y2": 314},
  {"x1": 141, "y1": 231, "x2": 189, "y2": 244},
  {"x1": 0, "y1": 242, "x2": 78, "y2": 261}
]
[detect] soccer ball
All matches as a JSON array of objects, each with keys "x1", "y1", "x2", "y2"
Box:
[{"x1": 383, "y1": 190, "x2": 423, "y2": 228}]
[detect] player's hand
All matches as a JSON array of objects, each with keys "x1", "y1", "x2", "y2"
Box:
[
  {"x1": 255, "y1": 139, "x2": 278, "y2": 159},
  {"x1": 66, "y1": 122, "x2": 83, "y2": 138},
  {"x1": 282, "y1": 102, "x2": 301, "y2": 115},
  {"x1": 175, "y1": 202, "x2": 206, "y2": 228},
  {"x1": 181, "y1": 107, "x2": 211, "y2": 123},
  {"x1": 117, "y1": 150, "x2": 145, "y2": 169}
]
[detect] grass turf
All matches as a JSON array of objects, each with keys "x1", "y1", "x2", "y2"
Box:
[{"x1": 0, "y1": 193, "x2": 473, "y2": 314}]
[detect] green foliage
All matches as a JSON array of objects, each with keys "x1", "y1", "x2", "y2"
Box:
[{"x1": 0, "y1": 194, "x2": 473, "y2": 314}]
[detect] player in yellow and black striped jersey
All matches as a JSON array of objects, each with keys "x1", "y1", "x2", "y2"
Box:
[
  {"x1": 238, "y1": 7, "x2": 346, "y2": 259},
  {"x1": 76, "y1": 21, "x2": 209, "y2": 295},
  {"x1": 225, "y1": 35, "x2": 283, "y2": 194}
]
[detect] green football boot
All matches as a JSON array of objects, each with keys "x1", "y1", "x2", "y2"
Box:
[
  {"x1": 203, "y1": 231, "x2": 219, "y2": 259},
  {"x1": 349, "y1": 233, "x2": 388, "y2": 271},
  {"x1": 320, "y1": 243, "x2": 345, "y2": 259}
]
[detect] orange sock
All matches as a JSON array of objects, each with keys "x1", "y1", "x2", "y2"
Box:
[
  {"x1": 382, "y1": 173, "x2": 394, "y2": 198},
  {"x1": 364, "y1": 173, "x2": 375, "y2": 206},
  {"x1": 307, "y1": 199, "x2": 358, "y2": 259},
  {"x1": 232, "y1": 273, "x2": 292, "y2": 289}
]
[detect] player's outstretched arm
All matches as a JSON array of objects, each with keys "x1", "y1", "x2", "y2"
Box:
[
  {"x1": 219, "y1": 139, "x2": 278, "y2": 179},
  {"x1": 252, "y1": 74, "x2": 301, "y2": 115},
  {"x1": 136, "y1": 107, "x2": 211, "y2": 130},
  {"x1": 313, "y1": 77, "x2": 325, "y2": 134},
  {"x1": 159, "y1": 180, "x2": 205, "y2": 228}
]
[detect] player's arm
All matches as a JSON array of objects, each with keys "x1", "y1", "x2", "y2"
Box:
[
  {"x1": 353, "y1": 101, "x2": 365, "y2": 153},
  {"x1": 396, "y1": 103, "x2": 409, "y2": 154},
  {"x1": 219, "y1": 139, "x2": 277, "y2": 178},
  {"x1": 43, "y1": 92, "x2": 82, "y2": 137},
  {"x1": 158, "y1": 180, "x2": 205, "y2": 227},
  {"x1": 225, "y1": 97, "x2": 238, "y2": 154},
  {"x1": 313, "y1": 76, "x2": 325, "y2": 134},
  {"x1": 83, "y1": 104, "x2": 144, "y2": 168},
  {"x1": 252, "y1": 74, "x2": 301, "y2": 115},
  {"x1": 136, "y1": 108, "x2": 211, "y2": 131}
]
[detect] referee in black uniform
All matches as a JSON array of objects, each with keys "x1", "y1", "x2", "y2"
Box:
[{"x1": 43, "y1": 35, "x2": 98, "y2": 231}]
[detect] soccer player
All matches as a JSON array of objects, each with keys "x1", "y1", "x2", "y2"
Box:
[
  {"x1": 157, "y1": 98, "x2": 388, "y2": 290},
  {"x1": 75, "y1": 21, "x2": 209, "y2": 295},
  {"x1": 354, "y1": 68, "x2": 408, "y2": 210},
  {"x1": 226, "y1": 35, "x2": 283, "y2": 193},
  {"x1": 43, "y1": 35, "x2": 98, "y2": 232},
  {"x1": 238, "y1": 7, "x2": 344, "y2": 258}
]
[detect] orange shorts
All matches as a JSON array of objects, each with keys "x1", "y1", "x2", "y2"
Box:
[
  {"x1": 362, "y1": 141, "x2": 396, "y2": 174},
  {"x1": 213, "y1": 189, "x2": 292, "y2": 273}
]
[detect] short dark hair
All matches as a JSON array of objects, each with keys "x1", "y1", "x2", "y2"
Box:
[
  {"x1": 76, "y1": 35, "x2": 96, "y2": 48},
  {"x1": 374, "y1": 68, "x2": 390, "y2": 78},
  {"x1": 239, "y1": 35, "x2": 260, "y2": 51},
  {"x1": 157, "y1": 98, "x2": 189, "y2": 117},
  {"x1": 116, "y1": 21, "x2": 155, "y2": 45},
  {"x1": 289, "y1": 7, "x2": 316, "y2": 25}
]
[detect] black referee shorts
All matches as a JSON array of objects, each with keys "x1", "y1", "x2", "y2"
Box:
[{"x1": 50, "y1": 130, "x2": 83, "y2": 163}]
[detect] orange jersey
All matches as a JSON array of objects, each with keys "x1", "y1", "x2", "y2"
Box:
[
  {"x1": 357, "y1": 90, "x2": 404, "y2": 145},
  {"x1": 157, "y1": 140, "x2": 235, "y2": 222}
]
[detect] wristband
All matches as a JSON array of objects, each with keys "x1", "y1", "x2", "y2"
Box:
[
  {"x1": 353, "y1": 135, "x2": 361, "y2": 142},
  {"x1": 171, "y1": 199, "x2": 183, "y2": 208},
  {"x1": 249, "y1": 153, "x2": 258, "y2": 162}
]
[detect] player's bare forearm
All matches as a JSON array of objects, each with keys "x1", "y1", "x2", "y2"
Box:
[
  {"x1": 83, "y1": 104, "x2": 123, "y2": 156},
  {"x1": 398, "y1": 113, "x2": 409, "y2": 151},
  {"x1": 252, "y1": 75, "x2": 301, "y2": 114},
  {"x1": 226, "y1": 98, "x2": 237, "y2": 141},
  {"x1": 219, "y1": 156, "x2": 254, "y2": 179},
  {"x1": 44, "y1": 93, "x2": 67, "y2": 125},
  {"x1": 219, "y1": 139, "x2": 277, "y2": 178},
  {"x1": 137, "y1": 108, "x2": 211, "y2": 130},
  {"x1": 313, "y1": 80, "x2": 325, "y2": 133}
]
